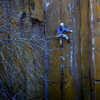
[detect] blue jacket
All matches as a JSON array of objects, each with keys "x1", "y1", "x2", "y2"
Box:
[{"x1": 56, "y1": 26, "x2": 71, "y2": 34}]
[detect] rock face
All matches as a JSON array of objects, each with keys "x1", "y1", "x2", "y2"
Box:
[{"x1": 0, "y1": 0, "x2": 100, "y2": 100}]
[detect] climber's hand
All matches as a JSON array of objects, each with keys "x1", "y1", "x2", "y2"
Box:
[{"x1": 70, "y1": 30, "x2": 73, "y2": 32}]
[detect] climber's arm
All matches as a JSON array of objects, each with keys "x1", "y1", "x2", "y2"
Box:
[{"x1": 64, "y1": 27, "x2": 73, "y2": 33}]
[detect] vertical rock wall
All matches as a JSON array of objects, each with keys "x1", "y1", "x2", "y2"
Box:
[
  {"x1": 0, "y1": 0, "x2": 100, "y2": 100},
  {"x1": 90, "y1": 0, "x2": 100, "y2": 100}
]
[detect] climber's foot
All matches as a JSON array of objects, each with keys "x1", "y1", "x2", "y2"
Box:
[{"x1": 67, "y1": 39, "x2": 71, "y2": 43}]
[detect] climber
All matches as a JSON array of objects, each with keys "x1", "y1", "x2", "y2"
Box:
[{"x1": 56, "y1": 23, "x2": 73, "y2": 43}]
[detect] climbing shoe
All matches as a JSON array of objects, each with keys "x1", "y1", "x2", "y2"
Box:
[{"x1": 67, "y1": 39, "x2": 71, "y2": 43}]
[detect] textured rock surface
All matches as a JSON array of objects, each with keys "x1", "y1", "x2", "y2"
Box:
[
  {"x1": 0, "y1": 0, "x2": 100, "y2": 100},
  {"x1": 91, "y1": 0, "x2": 100, "y2": 100}
]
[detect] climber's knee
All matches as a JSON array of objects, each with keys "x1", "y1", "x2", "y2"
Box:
[{"x1": 62, "y1": 34, "x2": 68, "y2": 40}]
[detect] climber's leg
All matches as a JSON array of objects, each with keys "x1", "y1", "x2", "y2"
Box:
[
  {"x1": 57, "y1": 34, "x2": 71, "y2": 43},
  {"x1": 57, "y1": 34, "x2": 69, "y2": 40}
]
